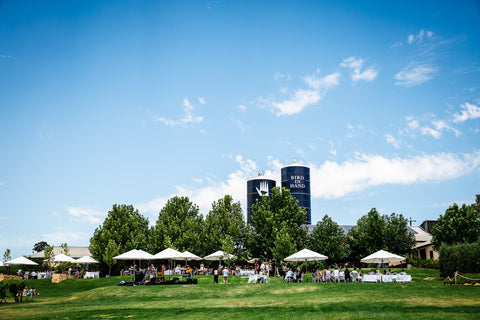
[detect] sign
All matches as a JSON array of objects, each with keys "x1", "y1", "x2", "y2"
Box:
[{"x1": 288, "y1": 175, "x2": 305, "y2": 189}]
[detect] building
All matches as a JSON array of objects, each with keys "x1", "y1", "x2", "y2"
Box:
[
  {"x1": 281, "y1": 162, "x2": 311, "y2": 224},
  {"x1": 246, "y1": 173, "x2": 276, "y2": 224},
  {"x1": 29, "y1": 246, "x2": 92, "y2": 259},
  {"x1": 409, "y1": 222, "x2": 439, "y2": 260}
]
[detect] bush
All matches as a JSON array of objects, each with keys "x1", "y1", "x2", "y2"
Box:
[
  {"x1": 439, "y1": 241, "x2": 480, "y2": 278},
  {"x1": 405, "y1": 256, "x2": 438, "y2": 269}
]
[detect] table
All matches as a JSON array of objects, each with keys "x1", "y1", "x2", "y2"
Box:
[
  {"x1": 248, "y1": 274, "x2": 268, "y2": 283},
  {"x1": 362, "y1": 274, "x2": 381, "y2": 282},
  {"x1": 85, "y1": 271, "x2": 99, "y2": 279}
]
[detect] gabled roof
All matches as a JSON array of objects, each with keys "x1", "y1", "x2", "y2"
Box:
[
  {"x1": 408, "y1": 226, "x2": 433, "y2": 242},
  {"x1": 29, "y1": 246, "x2": 91, "y2": 259}
]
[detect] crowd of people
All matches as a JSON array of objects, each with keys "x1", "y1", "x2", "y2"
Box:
[{"x1": 284, "y1": 266, "x2": 408, "y2": 283}]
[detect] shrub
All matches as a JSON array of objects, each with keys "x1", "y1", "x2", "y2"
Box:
[{"x1": 439, "y1": 241, "x2": 480, "y2": 277}]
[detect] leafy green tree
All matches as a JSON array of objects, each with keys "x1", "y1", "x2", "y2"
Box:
[
  {"x1": 347, "y1": 208, "x2": 386, "y2": 262},
  {"x1": 471, "y1": 194, "x2": 480, "y2": 213},
  {"x1": 44, "y1": 245, "x2": 54, "y2": 268},
  {"x1": 203, "y1": 195, "x2": 247, "y2": 257},
  {"x1": 3, "y1": 248, "x2": 11, "y2": 263},
  {"x1": 431, "y1": 203, "x2": 480, "y2": 250},
  {"x1": 248, "y1": 187, "x2": 307, "y2": 260},
  {"x1": 150, "y1": 196, "x2": 203, "y2": 254},
  {"x1": 384, "y1": 213, "x2": 416, "y2": 255},
  {"x1": 221, "y1": 236, "x2": 235, "y2": 266},
  {"x1": 271, "y1": 222, "x2": 296, "y2": 263},
  {"x1": 32, "y1": 241, "x2": 49, "y2": 253},
  {"x1": 308, "y1": 215, "x2": 349, "y2": 263},
  {"x1": 90, "y1": 204, "x2": 150, "y2": 268},
  {"x1": 347, "y1": 209, "x2": 416, "y2": 263},
  {"x1": 60, "y1": 243, "x2": 69, "y2": 256},
  {"x1": 103, "y1": 239, "x2": 119, "y2": 276}
]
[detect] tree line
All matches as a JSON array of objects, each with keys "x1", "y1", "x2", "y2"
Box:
[{"x1": 89, "y1": 187, "x2": 417, "y2": 274}]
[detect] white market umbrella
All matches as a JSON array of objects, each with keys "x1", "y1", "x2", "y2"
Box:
[
  {"x1": 284, "y1": 249, "x2": 328, "y2": 282},
  {"x1": 114, "y1": 249, "x2": 154, "y2": 273},
  {"x1": 284, "y1": 248, "x2": 328, "y2": 262},
  {"x1": 152, "y1": 248, "x2": 184, "y2": 280},
  {"x1": 52, "y1": 253, "x2": 75, "y2": 263},
  {"x1": 75, "y1": 256, "x2": 99, "y2": 264},
  {"x1": 6, "y1": 256, "x2": 38, "y2": 266},
  {"x1": 151, "y1": 248, "x2": 183, "y2": 260},
  {"x1": 180, "y1": 251, "x2": 202, "y2": 261},
  {"x1": 114, "y1": 249, "x2": 154, "y2": 260},
  {"x1": 361, "y1": 250, "x2": 405, "y2": 265},
  {"x1": 204, "y1": 250, "x2": 235, "y2": 266}
]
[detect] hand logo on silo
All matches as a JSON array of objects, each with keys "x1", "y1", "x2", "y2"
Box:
[{"x1": 256, "y1": 181, "x2": 269, "y2": 196}]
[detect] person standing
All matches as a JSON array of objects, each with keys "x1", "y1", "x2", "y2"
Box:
[
  {"x1": 222, "y1": 267, "x2": 229, "y2": 284},
  {"x1": 213, "y1": 268, "x2": 219, "y2": 283}
]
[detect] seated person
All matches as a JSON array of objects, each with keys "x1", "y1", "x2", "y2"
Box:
[
  {"x1": 284, "y1": 268, "x2": 295, "y2": 282},
  {"x1": 324, "y1": 268, "x2": 331, "y2": 282},
  {"x1": 369, "y1": 269, "x2": 375, "y2": 275},
  {"x1": 339, "y1": 269, "x2": 345, "y2": 282},
  {"x1": 351, "y1": 268, "x2": 359, "y2": 282},
  {"x1": 358, "y1": 268, "x2": 364, "y2": 279},
  {"x1": 332, "y1": 267, "x2": 340, "y2": 282},
  {"x1": 399, "y1": 269, "x2": 407, "y2": 275},
  {"x1": 315, "y1": 269, "x2": 323, "y2": 282},
  {"x1": 344, "y1": 268, "x2": 351, "y2": 282},
  {"x1": 295, "y1": 268, "x2": 303, "y2": 282}
]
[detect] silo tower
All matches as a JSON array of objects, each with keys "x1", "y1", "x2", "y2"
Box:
[
  {"x1": 247, "y1": 173, "x2": 276, "y2": 224},
  {"x1": 281, "y1": 161, "x2": 311, "y2": 224}
]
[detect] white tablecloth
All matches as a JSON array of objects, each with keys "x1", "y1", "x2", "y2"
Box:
[
  {"x1": 85, "y1": 271, "x2": 99, "y2": 278},
  {"x1": 248, "y1": 274, "x2": 268, "y2": 283},
  {"x1": 37, "y1": 272, "x2": 51, "y2": 279},
  {"x1": 362, "y1": 274, "x2": 381, "y2": 282},
  {"x1": 239, "y1": 269, "x2": 255, "y2": 276}
]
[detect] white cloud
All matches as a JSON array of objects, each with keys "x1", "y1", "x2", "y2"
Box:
[
  {"x1": 0, "y1": 182, "x2": 4, "y2": 186},
  {"x1": 198, "y1": 97, "x2": 205, "y2": 105},
  {"x1": 268, "y1": 71, "x2": 341, "y2": 116},
  {"x1": 385, "y1": 134, "x2": 400, "y2": 148},
  {"x1": 155, "y1": 97, "x2": 204, "y2": 127},
  {"x1": 420, "y1": 126, "x2": 441, "y2": 139},
  {"x1": 231, "y1": 118, "x2": 245, "y2": 132},
  {"x1": 310, "y1": 151, "x2": 480, "y2": 199},
  {"x1": 136, "y1": 150, "x2": 480, "y2": 220},
  {"x1": 407, "y1": 29, "x2": 433, "y2": 45},
  {"x1": 238, "y1": 104, "x2": 247, "y2": 112},
  {"x1": 66, "y1": 206, "x2": 106, "y2": 225},
  {"x1": 395, "y1": 63, "x2": 437, "y2": 86},
  {"x1": 340, "y1": 57, "x2": 378, "y2": 82},
  {"x1": 452, "y1": 102, "x2": 480, "y2": 123},
  {"x1": 274, "y1": 72, "x2": 291, "y2": 81}
]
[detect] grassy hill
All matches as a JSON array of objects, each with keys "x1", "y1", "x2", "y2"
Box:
[{"x1": 1, "y1": 268, "x2": 480, "y2": 319}]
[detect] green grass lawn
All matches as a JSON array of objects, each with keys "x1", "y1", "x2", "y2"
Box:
[{"x1": 1, "y1": 269, "x2": 479, "y2": 319}]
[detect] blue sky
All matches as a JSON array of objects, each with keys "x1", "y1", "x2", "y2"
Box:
[{"x1": 1, "y1": 0, "x2": 480, "y2": 258}]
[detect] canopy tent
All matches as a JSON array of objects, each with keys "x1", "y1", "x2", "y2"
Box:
[
  {"x1": 284, "y1": 248, "x2": 328, "y2": 282},
  {"x1": 180, "y1": 251, "x2": 202, "y2": 261},
  {"x1": 5, "y1": 256, "x2": 38, "y2": 266},
  {"x1": 152, "y1": 248, "x2": 183, "y2": 260},
  {"x1": 51, "y1": 253, "x2": 76, "y2": 263},
  {"x1": 203, "y1": 250, "x2": 235, "y2": 266},
  {"x1": 75, "y1": 256, "x2": 99, "y2": 264},
  {"x1": 0, "y1": 261, "x2": 3, "y2": 267},
  {"x1": 284, "y1": 248, "x2": 328, "y2": 262},
  {"x1": 360, "y1": 250, "x2": 405, "y2": 266},
  {"x1": 114, "y1": 249, "x2": 154, "y2": 261}
]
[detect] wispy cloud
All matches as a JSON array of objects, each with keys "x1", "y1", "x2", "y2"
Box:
[
  {"x1": 452, "y1": 102, "x2": 480, "y2": 123},
  {"x1": 0, "y1": 55, "x2": 12, "y2": 59},
  {"x1": 385, "y1": 134, "x2": 400, "y2": 148},
  {"x1": 66, "y1": 206, "x2": 106, "y2": 225},
  {"x1": 197, "y1": 97, "x2": 205, "y2": 105},
  {"x1": 266, "y1": 70, "x2": 341, "y2": 116},
  {"x1": 237, "y1": 104, "x2": 247, "y2": 112},
  {"x1": 340, "y1": 57, "x2": 378, "y2": 82},
  {"x1": 394, "y1": 62, "x2": 438, "y2": 86},
  {"x1": 407, "y1": 29, "x2": 434, "y2": 45},
  {"x1": 231, "y1": 118, "x2": 245, "y2": 132},
  {"x1": 154, "y1": 97, "x2": 204, "y2": 127}
]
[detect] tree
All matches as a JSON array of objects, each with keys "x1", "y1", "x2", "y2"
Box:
[
  {"x1": 384, "y1": 213, "x2": 416, "y2": 255},
  {"x1": 271, "y1": 222, "x2": 296, "y2": 263},
  {"x1": 203, "y1": 195, "x2": 247, "y2": 257},
  {"x1": 248, "y1": 187, "x2": 308, "y2": 260},
  {"x1": 471, "y1": 194, "x2": 480, "y2": 213},
  {"x1": 308, "y1": 215, "x2": 349, "y2": 263},
  {"x1": 431, "y1": 203, "x2": 480, "y2": 250},
  {"x1": 32, "y1": 241, "x2": 49, "y2": 253},
  {"x1": 103, "y1": 239, "x2": 119, "y2": 276},
  {"x1": 90, "y1": 204, "x2": 150, "y2": 270},
  {"x1": 44, "y1": 245, "x2": 54, "y2": 268},
  {"x1": 3, "y1": 248, "x2": 11, "y2": 263},
  {"x1": 60, "y1": 243, "x2": 69, "y2": 256},
  {"x1": 347, "y1": 209, "x2": 416, "y2": 263},
  {"x1": 150, "y1": 196, "x2": 203, "y2": 254}
]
